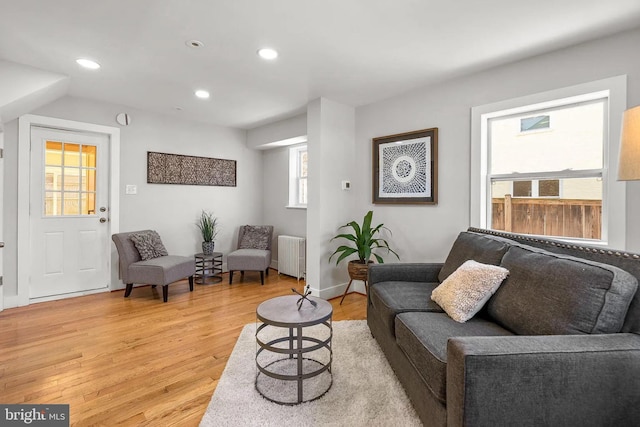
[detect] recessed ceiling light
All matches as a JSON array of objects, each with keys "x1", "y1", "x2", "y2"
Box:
[
  {"x1": 76, "y1": 58, "x2": 101, "y2": 70},
  {"x1": 195, "y1": 89, "x2": 210, "y2": 99},
  {"x1": 186, "y1": 40, "x2": 204, "y2": 48},
  {"x1": 257, "y1": 48, "x2": 278, "y2": 60}
]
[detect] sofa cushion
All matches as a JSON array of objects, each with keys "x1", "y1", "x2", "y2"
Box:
[
  {"x1": 370, "y1": 281, "x2": 443, "y2": 337},
  {"x1": 432, "y1": 260, "x2": 509, "y2": 323},
  {"x1": 487, "y1": 245, "x2": 638, "y2": 335},
  {"x1": 438, "y1": 232, "x2": 511, "y2": 282},
  {"x1": 395, "y1": 312, "x2": 514, "y2": 403}
]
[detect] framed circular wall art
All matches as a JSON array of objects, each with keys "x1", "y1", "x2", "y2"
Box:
[{"x1": 372, "y1": 128, "x2": 438, "y2": 204}]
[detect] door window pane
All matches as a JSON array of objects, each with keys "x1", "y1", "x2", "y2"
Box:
[
  {"x1": 63, "y1": 168, "x2": 80, "y2": 191},
  {"x1": 80, "y1": 169, "x2": 96, "y2": 192},
  {"x1": 82, "y1": 145, "x2": 97, "y2": 167},
  {"x1": 45, "y1": 192, "x2": 62, "y2": 216},
  {"x1": 83, "y1": 193, "x2": 96, "y2": 215},
  {"x1": 45, "y1": 141, "x2": 63, "y2": 165},
  {"x1": 43, "y1": 140, "x2": 99, "y2": 216},
  {"x1": 63, "y1": 193, "x2": 80, "y2": 215},
  {"x1": 45, "y1": 166, "x2": 62, "y2": 191},
  {"x1": 64, "y1": 143, "x2": 81, "y2": 167}
]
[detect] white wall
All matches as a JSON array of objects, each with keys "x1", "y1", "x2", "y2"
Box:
[
  {"x1": 353, "y1": 27, "x2": 640, "y2": 264},
  {"x1": 307, "y1": 98, "x2": 355, "y2": 299},
  {"x1": 247, "y1": 113, "x2": 307, "y2": 150},
  {"x1": 0, "y1": 59, "x2": 69, "y2": 122},
  {"x1": 262, "y1": 145, "x2": 307, "y2": 268},
  {"x1": 2, "y1": 96, "x2": 263, "y2": 301}
]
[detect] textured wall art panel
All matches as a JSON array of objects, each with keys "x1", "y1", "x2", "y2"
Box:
[
  {"x1": 147, "y1": 151, "x2": 237, "y2": 186},
  {"x1": 372, "y1": 128, "x2": 438, "y2": 204}
]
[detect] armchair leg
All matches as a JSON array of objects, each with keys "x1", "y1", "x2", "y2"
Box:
[
  {"x1": 162, "y1": 285, "x2": 169, "y2": 303},
  {"x1": 188, "y1": 276, "x2": 194, "y2": 292},
  {"x1": 260, "y1": 271, "x2": 264, "y2": 286},
  {"x1": 229, "y1": 270, "x2": 234, "y2": 284},
  {"x1": 124, "y1": 283, "x2": 133, "y2": 298},
  {"x1": 266, "y1": 267, "x2": 269, "y2": 276}
]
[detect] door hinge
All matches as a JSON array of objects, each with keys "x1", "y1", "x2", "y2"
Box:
[{"x1": 0, "y1": 148, "x2": 3, "y2": 158}]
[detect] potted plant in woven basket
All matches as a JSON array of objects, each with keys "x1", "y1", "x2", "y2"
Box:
[
  {"x1": 197, "y1": 210, "x2": 219, "y2": 255},
  {"x1": 329, "y1": 210, "x2": 399, "y2": 281}
]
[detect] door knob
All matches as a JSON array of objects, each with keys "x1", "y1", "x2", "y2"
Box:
[{"x1": 99, "y1": 218, "x2": 107, "y2": 223}]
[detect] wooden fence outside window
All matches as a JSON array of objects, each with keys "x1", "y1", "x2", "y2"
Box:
[{"x1": 491, "y1": 195, "x2": 602, "y2": 240}]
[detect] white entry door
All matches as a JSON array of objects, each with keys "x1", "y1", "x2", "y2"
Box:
[{"x1": 29, "y1": 127, "x2": 110, "y2": 299}]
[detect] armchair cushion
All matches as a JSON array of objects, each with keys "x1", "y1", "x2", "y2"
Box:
[
  {"x1": 128, "y1": 255, "x2": 195, "y2": 285},
  {"x1": 128, "y1": 230, "x2": 168, "y2": 260},
  {"x1": 238, "y1": 225, "x2": 271, "y2": 250},
  {"x1": 227, "y1": 249, "x2": 270, "y2": 271}
]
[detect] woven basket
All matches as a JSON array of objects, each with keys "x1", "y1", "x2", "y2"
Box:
[{"x1": 348, "y1": 260, "x2": 372, "y2": 281}]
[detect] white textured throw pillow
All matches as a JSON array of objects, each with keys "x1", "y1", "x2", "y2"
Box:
[{"x1": 431, "y1": 260, "x2": 509, "y2": 323}]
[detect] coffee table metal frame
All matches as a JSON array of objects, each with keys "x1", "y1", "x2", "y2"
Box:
[{"x1": 255, "y1": 295, "x2": 333, "y2": 405}]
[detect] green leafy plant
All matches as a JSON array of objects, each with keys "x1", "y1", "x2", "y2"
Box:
[
  {"x1": 329, "y1": 210, "x2": 399, "y2": 265},
  {"x1": 196, "y1": 210, "x2": 219, "y2": 242}
]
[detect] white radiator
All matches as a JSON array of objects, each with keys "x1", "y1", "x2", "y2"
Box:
[{"x1": 278, "y1": 235, "x2": 306, "y2": 280}]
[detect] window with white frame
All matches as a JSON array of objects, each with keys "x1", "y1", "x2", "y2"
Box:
[
  {"x1": 288, "y1": 144, "x2": 307, "y2": 208},
  {"x1": 471, "y1": 76, "x2": 627, "y2": 247}
]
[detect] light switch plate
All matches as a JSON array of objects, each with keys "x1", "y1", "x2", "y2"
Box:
[{"x1": 125, "y1": 184, "x2": 137, "y2": 195}]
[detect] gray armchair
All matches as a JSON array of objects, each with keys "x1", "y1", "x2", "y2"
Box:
[
  {"x1": 112, "y1": 230, "x2": 195, "y2": 302},
  {"x1": 228, "y1": 225, "x2": 274, "y2": 286}
]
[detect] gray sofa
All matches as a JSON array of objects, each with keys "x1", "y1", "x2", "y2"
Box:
[{"x1": 368, "y1": 228, "x2": 640, "y2": 426}]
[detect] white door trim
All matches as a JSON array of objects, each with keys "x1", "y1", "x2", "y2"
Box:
[{"x1": 17, "y1": 114, "x2": 120, "y2": 306}]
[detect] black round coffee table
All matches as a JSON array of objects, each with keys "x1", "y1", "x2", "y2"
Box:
[{"x1": 255, "y1": 295, "x2": 333, "y2": 405}]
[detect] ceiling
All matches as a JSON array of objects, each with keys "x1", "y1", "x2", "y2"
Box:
[{"x1": 1, "y1": 0, "x2": 640, "y2": 130}]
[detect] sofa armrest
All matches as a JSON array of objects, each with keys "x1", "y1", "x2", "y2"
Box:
[
  {"x1": 446, "y1": 333, "x2": 640, "y2": 427},
  {"x1": 368, "y1": 263, "x2": 443, "y2": 285}
]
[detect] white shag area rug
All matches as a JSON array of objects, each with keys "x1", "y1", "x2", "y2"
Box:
[{"x1": 200, "y1": 320, "x2": 421, "y2": 427}]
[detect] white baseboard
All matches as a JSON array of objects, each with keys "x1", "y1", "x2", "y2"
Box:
[
  {"x1": 29, "y1": 287, "x2": 109, "y2": 304},
  {"x1": 307, "y1": 280, "x2": 366, "y2": 300},
  {"x1": 4, "y1": 294, "x2": 20, "y2": 309}
]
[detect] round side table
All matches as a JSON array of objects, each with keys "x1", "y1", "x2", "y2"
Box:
[
  {"x1": 194, "y1": 252, "x2": 223, "y2": 284},
  {"x1": 255, "y1": 295, "x2": 333, "y2": 405}
]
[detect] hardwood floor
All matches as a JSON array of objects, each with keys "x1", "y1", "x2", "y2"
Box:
[{"x1": 0, "y1": 271, "x2": 367, "y2": 426}]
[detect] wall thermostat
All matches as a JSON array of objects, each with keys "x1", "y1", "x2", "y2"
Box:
[{"x1": 341, "y1": 180, "x2": 351, "y2": 190}]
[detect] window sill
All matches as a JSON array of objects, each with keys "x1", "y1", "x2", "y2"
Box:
[{"x1": 286, "y1": 205, "x2": 307, "y2": 210}]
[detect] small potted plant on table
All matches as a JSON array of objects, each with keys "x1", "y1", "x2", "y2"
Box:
[{"x1": 197, "y1": 210, "x2": 219, "y2": 255}]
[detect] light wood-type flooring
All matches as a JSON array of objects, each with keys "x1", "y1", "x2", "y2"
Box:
[{"x1": 0, "y1": 270, "x2": 367, "y2": 426}]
